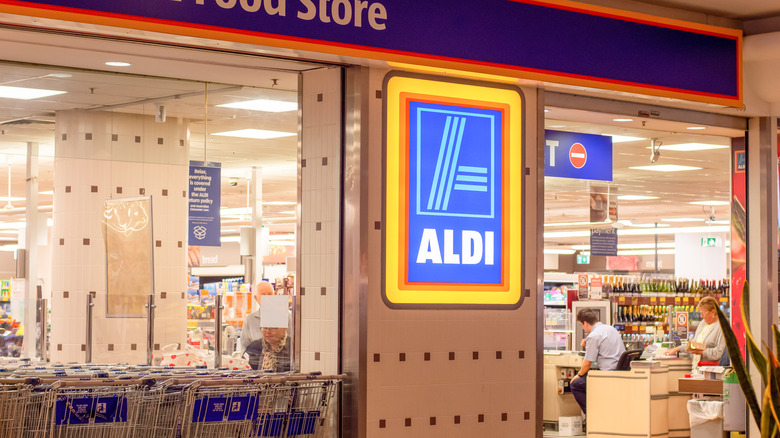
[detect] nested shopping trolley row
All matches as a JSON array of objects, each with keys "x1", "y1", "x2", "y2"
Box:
[{"x1": 0, "y1": 371, "x2": 343, "y2": 438}]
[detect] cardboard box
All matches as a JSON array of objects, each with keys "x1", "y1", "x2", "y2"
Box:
[{"x1": 559, "y1": 416, "x2": 583, "y2": 436}]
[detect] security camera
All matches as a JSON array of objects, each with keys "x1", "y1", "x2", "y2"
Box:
[
  {"x1": 650, "y1": 138, "x2": 662, "y2": 163},
  {"x1": 229, "y1": 177, "x2": 239, "y2": 187}
]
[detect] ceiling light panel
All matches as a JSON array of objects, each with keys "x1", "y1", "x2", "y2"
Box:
[
  {"x1": 690, "y1": 200, "x2": 729, "y2": 206},
  {"x1": 629, "y1": 164, "x2": 702, "y2": 172},
  {"x1": 650, "y1": 143, "x2": 728, "y2": 152},
  {"x1": 605, "y1": 134, "x2": 646, "y2": 143},
  {"x1": 212, "y1": 129, "x2": 296, "y2": 139},
  {"x1": 0, "y1": 85, "x2": 66, "y2": 100},
  {"x1": 218, "y1": 99, "x2": 297, "y2": 112},
  {"x1": 616, "y1": 195, "x2": 659, "y2": 200}
]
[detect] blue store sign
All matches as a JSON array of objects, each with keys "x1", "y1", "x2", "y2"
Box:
[
  {"x1": 545, "y1": 130, "x2": 613, "y2": 181},
  {"x1": 4, "y1": 0, "x2": 741, "y2": 106},
  {"x1": 188, "y1": 161, "x2": 221, "y2": 247},
  {"x1": 408, "y1": 101, "x2": 503, "y2": 285}
]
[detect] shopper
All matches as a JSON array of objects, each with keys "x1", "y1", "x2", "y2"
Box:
[
  {"x1": 570, "y1": 308, "x2": 626, "y2": 415},
  {"x1": 665, "y1": 296, "x2": 725, "y2": 364},
  {"x1": 238, "y1": 281, "x2": 275, "y2": 353},
  {"x1": 244, "y1": 327, "x2": 291, "y2": 371}
]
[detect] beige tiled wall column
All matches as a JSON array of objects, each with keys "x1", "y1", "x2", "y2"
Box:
[
  {"x1": 50, "y1": 109, "x2": 189, "y2": 363},
  {"x1": 349, "y1": 69, "x2": 542, "y2": 438},
  {"x1": 299, "y1": 68, "x2": 342, "y2": 375}
]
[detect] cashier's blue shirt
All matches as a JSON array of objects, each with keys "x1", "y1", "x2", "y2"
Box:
[{"x1": 584, "y1": 322, "x2": 625, "y2": 371}]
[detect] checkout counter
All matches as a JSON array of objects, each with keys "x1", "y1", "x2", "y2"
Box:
[
  {"x1": 587, "y1": 358, "x2": 692, "y2": 438},
  {"x1": 543, "y1": 351, "x2": 585, "y2": 423}
]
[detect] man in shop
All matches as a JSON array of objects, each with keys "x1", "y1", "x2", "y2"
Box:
[
  {"x1": 570, "y1": 308, "x2": 626, "y2": 416},
  {"x1": 238, "y1": 281, "x2": 275, "y2": 354}
]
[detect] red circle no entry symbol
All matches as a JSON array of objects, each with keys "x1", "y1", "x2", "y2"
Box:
[
  {"x1": 569, "y1": 143, "x2": 587, "y2": 169},
  {"x1": 676, "y1": 313, "x2": 688, "y2": 327}
]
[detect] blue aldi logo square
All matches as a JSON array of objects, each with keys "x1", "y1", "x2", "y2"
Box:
[{"x1": 407, "y1": 101, "x2": 503, "y2": 285}]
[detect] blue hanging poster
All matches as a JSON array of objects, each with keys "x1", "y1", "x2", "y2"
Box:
[{"x1": 189, "y1": 161, "x2": 221, "y2": 247}]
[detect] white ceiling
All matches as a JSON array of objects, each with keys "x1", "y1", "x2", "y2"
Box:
[{"x1": 0, "y1": 27, "x2": 328, "y2": 247}]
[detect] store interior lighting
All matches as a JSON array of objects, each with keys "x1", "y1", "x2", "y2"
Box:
[
  {"x1": 647, "y1": 143, "x2": 728, "y2": 152},
  {"x1": 690, "y1": 200, "x2": 730, "y2": 206},
  {"x1": 629, "y1": 164, "x2": 702, "y2": 172},
  {"x1": 217, "y1": 99, "x2": 297, "y2": 112},
  {"x1": 605, "y1": 134, "x2": 646, "y2": 143},
  {"x1": 616, "y1": 195, "x2": 659, "y2": 200},
  {"x1": 0, "y1": 85, "x2": 66, "y2": 100},
  {"x1": 212, "y1": 129, "x2": 296, "y2": 139},
  {"x1": 544, "y1": 225, "x2": 729, "y2": 239}
]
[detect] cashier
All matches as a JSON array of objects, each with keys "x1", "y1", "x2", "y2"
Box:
[
  {"x1": 570, "y1": 308, "x2": 626, "y2": 414},
  {"x1": 665, "y1": 296, "x2": 725, "y2": 364}
]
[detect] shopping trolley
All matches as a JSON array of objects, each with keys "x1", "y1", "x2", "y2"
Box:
[
  {"x1": 22, "y1": 378, "x2": 150, "y2": 438},
  {"x1": 0, "y1": 381, "x2": 31, "y2": 438},
  {"x1": 176, "y1": 376, "x2": 279, "y2": 438},
  {"x1": 250, "y1": 374, "x2": 344, "y2": 438},
  {"x1": 132, "y1": 379, "x2": 191, "y2": 438}
]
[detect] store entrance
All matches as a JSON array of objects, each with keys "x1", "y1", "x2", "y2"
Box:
[
  {"x1": 540, "y1": 103, "x2": 745, "y2": 433},
  {"x1": 0, "y1": 32, "x2": 341, "y2": 374}
]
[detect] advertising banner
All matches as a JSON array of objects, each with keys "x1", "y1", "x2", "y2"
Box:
[
  {"x1": 590, "y1": 227, "x2": 618, "y2": 257},
  {"x1": 383, "y1": 73, "x2": 524, "y2": 308},
  {"x1": 189, "y1": 161, "x2": 221, "y2": 247}
]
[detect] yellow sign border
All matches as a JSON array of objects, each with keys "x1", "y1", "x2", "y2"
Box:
[{"x1": 382, "y1": 72, "x2": 524, "y2": 309}]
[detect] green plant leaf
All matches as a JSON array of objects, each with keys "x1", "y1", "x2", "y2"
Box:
[
  {"x1": 742, "y1": 283, "x2": 769, "y2": 383},
  {"x1": 761, "y1": 383, "x2": 774, "y2": 438},
  {"x1": 717, "y1": 301, "x2": 762, "y2": 427},
  {"x1": 774, "y1": 325, "x2": 780, "y2": 363},
  {"x1": 766, "y1": 351, "x2": 780, "y2": 428}
]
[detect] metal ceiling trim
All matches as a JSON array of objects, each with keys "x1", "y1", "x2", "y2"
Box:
[{"x1": 545, "y1": 92, "x2": 747, "y2": 131}]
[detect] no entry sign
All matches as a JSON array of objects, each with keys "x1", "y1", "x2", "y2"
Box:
[{"x1": 570, "y1": 143, "x2": 587, "y2": 168}]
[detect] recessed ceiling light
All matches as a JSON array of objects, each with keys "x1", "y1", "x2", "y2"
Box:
[
  {"x1": 218, "y1": 99, "x2": 297, "y2": 112},
  {"x1": 686, "y1": 126, "x2": 707, "y2": 130},
  {"x1": 544, "y1": 109, "x2": 550, "y2": 113},
  {"x1": 263, "y1": 201, "x2": 297, "y2": 206},
  {"x1": 617, "y1": 249, "x2": 676, "y2": 255},
  {"x1": 105, "y1": 61, "x2": 131, "y2": 67},
  {"x1": 661, "y1": 217, "x2": 704, "y2": 222},
  {"x1": 627, "y1": 223, "x2": 670, "y2": 228},
  {"x1": 617, "y1": 195, "x2": 659, "y2": 201},
  {"x1": 605, "y1": 134, "x2": 645, "y2": 143},
  {"x1": 648, "y1": 143, "x2": 728, "y2": 152},
  {"x1": 690, "y1": 200, "x2": 729, "y2": 206},
  {"x1": 212, "y1": 129, "x2": 296, "y2": 139},
  {"x1": 629, "y1": 164, "x2": 701, "y2": 172},
  {"x1": 613, "y1": 118, "x2": 634, "y2": 122},
  {"x1": 544, "y1": 225, "x2": 729, "y2": 238},
  {"x1": 543, "y1": 221, "x2": 600, "y2": 227},
  {"x1": 0, "y1": 85, "x2": 66, "y2": 100},
  {"x1": 48, "y1": 73, "x2": 72, "y2": 78},
  {"x1": 543, "y1": 248, "x2": 576, "y2": 254}
]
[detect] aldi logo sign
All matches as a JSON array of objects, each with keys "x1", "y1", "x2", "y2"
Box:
[
  {"x1": 383, "y1": 73, "x2": 524, "y2": 308},
  {"x1": 409, "y1": 102, "x2": 502, "y2": 284}
]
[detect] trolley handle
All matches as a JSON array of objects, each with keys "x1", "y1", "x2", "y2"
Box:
[
  {"x1": 282, "y1": 373, "x2": 348, "y2": 382},
  {"x1": 35, "y1": 377, "x2": 156, "y2": 387}
]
